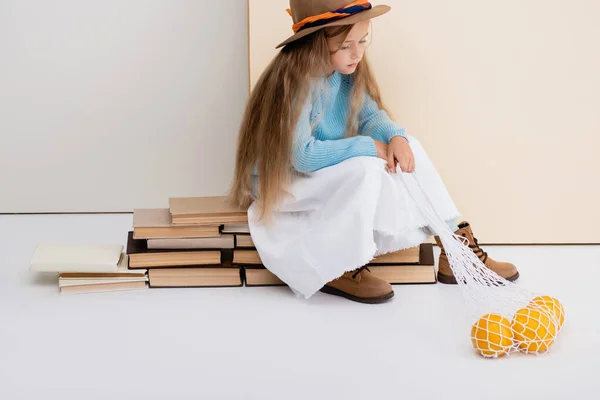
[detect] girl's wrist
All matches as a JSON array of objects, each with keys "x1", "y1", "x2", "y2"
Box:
[{"x1": 390, "y1": 135, "x2": 408, "y2": 144}]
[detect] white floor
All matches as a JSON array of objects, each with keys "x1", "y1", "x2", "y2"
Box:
[{"x1": 1, "y1": 214, "x2": 599, "y2": 400}]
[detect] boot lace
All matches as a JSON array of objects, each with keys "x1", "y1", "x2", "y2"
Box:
[
  {"x1": 469, "y1": 236, "x2": 489, "y2": 263},
  {"x1": 352, "y1": 266, "x2": 370, "y2": 279}
]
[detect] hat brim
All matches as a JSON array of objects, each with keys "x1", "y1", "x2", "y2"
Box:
[{"x1": 275, "y1": 5, "x2": 391, "y2": 49}]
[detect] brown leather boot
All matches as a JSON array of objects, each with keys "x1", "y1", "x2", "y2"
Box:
[
  {"x1": 320, "y1": 266, "x2": 394, "y2": 304},
  {"x1": 434, "y1": 221, "x2": 519, "y2": 284}
]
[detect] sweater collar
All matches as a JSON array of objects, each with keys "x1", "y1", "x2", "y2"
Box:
[{"x1": 325, "y1": 70, "x2": 342, "y2": 87}]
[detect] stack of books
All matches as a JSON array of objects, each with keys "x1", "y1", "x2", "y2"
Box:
[
  {"x1": 29, "y1": 196, "x2": 438, "y2": 294},
  {"x1": 128, "y1": 196, "x2": 256, "y2": 288},
  {"x1": 131, "y1": 195, "x2": 437, "y2": 288},
  {"x1": 29, "y1": 243, "x2": 148, "y2": 294}
]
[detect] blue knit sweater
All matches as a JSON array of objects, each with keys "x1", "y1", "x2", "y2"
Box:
[
  {"x1": 291, "y1": 71, "x2": 407, "y2": 173},
  {"x1": 251, "y1": 71, "x2": 407, "y2": 194}
]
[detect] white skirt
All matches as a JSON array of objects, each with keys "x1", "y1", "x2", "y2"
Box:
[{"x1": 247, "y1": 135, "x2": 462, "y2": 298}]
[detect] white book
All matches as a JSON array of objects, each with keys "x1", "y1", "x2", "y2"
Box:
[{"x1": 29, "y1": 243, "x2": 124, "y2": 273}]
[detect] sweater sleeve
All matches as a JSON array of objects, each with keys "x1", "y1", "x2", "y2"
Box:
[
  {"x1": 291, "y1": 96, "x2": 377, "y2": 173},
  {"x1": 359, "y1": 92, "x2": 408, "y2": 144}
]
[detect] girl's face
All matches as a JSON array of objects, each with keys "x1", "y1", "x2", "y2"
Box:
[{"x1": 327, "y1": 20, "x2": 371, "y2": 75}]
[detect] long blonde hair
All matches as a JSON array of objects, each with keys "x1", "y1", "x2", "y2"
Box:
[{"x1": 228, "y1": 24, "x2": 391, "y2": 221}]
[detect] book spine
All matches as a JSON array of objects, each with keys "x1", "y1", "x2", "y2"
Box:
[{"x1": 221, "y1": 249, "x2": 234, "y2": 267}]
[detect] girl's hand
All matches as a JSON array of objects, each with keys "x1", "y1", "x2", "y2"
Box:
[{"x1": 388, "y1": 136, "x2": 415, "y2": 173}]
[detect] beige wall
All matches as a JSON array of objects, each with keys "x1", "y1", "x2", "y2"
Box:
[{"x1": 249, "y1": 0, "x2": 600, "y2": 244}]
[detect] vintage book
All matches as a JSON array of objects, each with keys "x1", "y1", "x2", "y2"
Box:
[
  {"x1": 370, "y1": 243, "x2": 436, "y2": 283},
  {"x1": 59, "y1": 277, "x2": 147, "y2": 286},
  {"x1": 244, "y1": 244, "x2": 436, "y2": 286},
  {"x1": 169, "y1": 196, "x2": 248, "y2": 225},
  {"x1": 60, "y1": 281, "x2": 148, "y2": 295},
  {"x1": 148, "y1": 267, "x2": 243, "y2": 287},
  {"x1": 58, "y1": 254, "x2": 146, "y2": 284},
  {"x1": 126, "y1": 231, "x2": 224, "y2": 268},
  {"x1": 235, "y1": 234, "x2": 254, "y2": 248},
  {"x1": 222, "y1": 223, "x2": 250, "y2": 234},
  {"x1": 127, "y1": 232, "x2": 259, "y2": 268},
  {"x1": 147, "y1": 235, "x2": 235, "y2": 250},
  {"x1": 243, "y1": 266, "x2": 286, "y2": 287},
  {"x1": 133, "y1": 208, "x2": 220, "y2": 239},
  {"x1": 232, "y1": 249, "x2": 261, "y2": 265},
  {"x1": 368, "y1": 264, "x2": 436, "y2": 284},
  {"x1": 369, "y1": 245, "x2": 421, "y2": 264},
  {"x1": 29, "y1": 242, "x2": 124, "y2": 273},
  {"x1": 244, "y1": 264, "x2": 435, "y2": 286}
]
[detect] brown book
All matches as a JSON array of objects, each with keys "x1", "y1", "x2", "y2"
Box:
[
  {"x1": 126, "y1": 231, "x2": 225, "y2": 269},
  {"x1": 133, "y1": 208, "x2": 220, "y2": 239},
  {"x1": 60, "y1": 281, "x2": 148, "y2": 294},
  {"x1": 232, "y1": 249, "x2": 261, "y2": 265},
  {"x1": 148, "y1": 267, "x2": 243, "y2": 287},
  {"x1": 368, "y1": 264, "x2": 436, "y2": 284},
  {"x1": 243, "y1": 266, "x2": 286, "y2": 287},
  {"x1": 126, "y1": 232, "x2": 255, "y2": 268},
  {"x1": 169, "y1": 196, "x2": 248, "y2": 225},
  {"x1": 369, "y1": 245, "x2": 420, "y2": 265},
  {"x1": 243, "y1": 264, "x2": 435, "y2": 286},
  {"x1": 222, "y1": 223, "x2": 250, "y2": 234},
  {"x1": 235, "y1": 234, "x2": 254, "y2": 248},
  {"x1": 147, "y1": 235, "x2": 235, "y2": 250},
  {"x1": 370, "y1": 243, "x2": 436, "y2": 283},
  {"x1": 244, "y1": 244, "x2": 436, "y2": 286}
]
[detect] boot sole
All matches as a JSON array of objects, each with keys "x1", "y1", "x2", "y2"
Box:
[
  {"x1": 319, "y1": 285, "x2": 394, "y2": 304},
  {"x1": 437, "y1": 271, "x2": 520, "y2": 285}
]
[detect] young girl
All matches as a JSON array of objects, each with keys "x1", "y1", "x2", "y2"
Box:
[{"x1": 229, "y1": 0, "x2": 519, "y2": 304}]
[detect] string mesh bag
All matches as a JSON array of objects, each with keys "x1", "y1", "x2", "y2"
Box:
[{"x1": 395, "y1": 168, "x2": 566, "y2": 358}]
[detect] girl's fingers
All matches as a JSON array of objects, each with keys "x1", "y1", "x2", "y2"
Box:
[{"x1": 387, "y1": 153, "x2": 396, "y2": 173}]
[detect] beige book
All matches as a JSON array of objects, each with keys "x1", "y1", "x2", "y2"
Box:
[
  {"x1": 59, "y1": 255, "x2": 147, "y2": 283},
  {"x1": 133, "y1": 208, "x2": 220, "y2": 239},
  {"x1": 59, "y1": 277, "x2": 147, "y2": 287},
  {"x1": 369, "y1": 246, "x2": 420, "y2": 264},
  {"x1": 171, "y1": 215, "x2": 248, "y2": 225},
  {"x1": 60, "y1": 281, "x2": 148, "y2": 294},
  {"x1": 148, "y1": 268, "x2": 242, "y2": 287},
  {"x1": 245, "y1": 264, "x2": 435, "y2": 286},
  {"x1": 222, "y1": 223, "x2": 250, "y2": 234},
  {"x1": 235, "y1": 235, "x2": 254, "y2": 248},
  {"x1": 29, "y1": 243, "x2": 124, "y2": 273},
  {"x1": 128, "y1": 251, "x2": 222, "y2": 269},
  {"x1": 147, "y1": 235, "x2": 235, "y2": 250},
  {"x1": 244, "y1": 262, "x2": 435, "y2": 286},
  {"x1": 368, "y1": 264, "x2": 436, "y2": 284},
  {"x1": 169, "y1": 196, "x2": 248, "y2": 225},
  {"x1": 244, "y1": 268, "x2": 285, "y2": 286},
  {"x1": 233, "y1": 249, "x2": 261, "y2": 265},
  {"x1": 127, "y1": 231, "x2": 223, "y2": 268}
]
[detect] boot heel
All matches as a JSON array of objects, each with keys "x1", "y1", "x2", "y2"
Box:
[{"x1": 437, "y1": 272, "x2": 458, "y2": 285}]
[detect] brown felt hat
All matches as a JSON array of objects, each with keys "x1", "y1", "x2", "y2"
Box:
[{"x1": 276, "y1": 0, "x2": 391, "y2": 49}]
